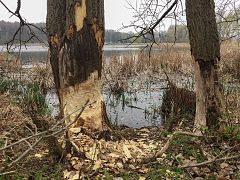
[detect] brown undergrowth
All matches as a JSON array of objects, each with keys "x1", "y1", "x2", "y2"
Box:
[
  {"x1": 0, "y1": 94, "x2": 63, "y2": 178},
  {"x1": 0, "y1": 55, "x2": 62, "y2": 178},
  {"x1": 103, "y1": 43, "x2": 239, "y2": 126}
]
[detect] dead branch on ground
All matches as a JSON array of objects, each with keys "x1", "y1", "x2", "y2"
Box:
[
  {"x1": 0, "y1": 100, "x2": 92, "y2": 172},
  {"x1": 181, "y1": 143, "x2": 240, "y2": 168}
]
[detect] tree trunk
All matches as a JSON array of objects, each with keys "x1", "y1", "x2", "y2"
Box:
[
  {"x1": 46, "y1": 0, "x2": 106, "y2": 130},
  {"x1": 186, "y1": 0, "x2": 225, "y2": 130}
]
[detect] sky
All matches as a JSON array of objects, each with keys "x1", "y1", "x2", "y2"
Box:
[
  {"x1": 0, "y1": 0, "x2": 135, "y2": 31},
  {"x1": 0, "y1": 0, "x2": 232, "y2": 32}
]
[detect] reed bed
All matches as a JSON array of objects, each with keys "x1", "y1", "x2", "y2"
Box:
[{"x1": 102, "y1": 43, "x2": 240, "y2": 126}]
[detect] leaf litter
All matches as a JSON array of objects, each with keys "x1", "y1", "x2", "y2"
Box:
[
  {"x1": 63, "y1": 127, "x2": 162, "y2": 179},
  {"x1": 63, "y1": 125, "x2": 240, "y2": 179}
]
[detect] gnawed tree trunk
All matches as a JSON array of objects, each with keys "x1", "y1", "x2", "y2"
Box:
[
  {"x1": 47, "y1": 0, "x2": 107, "y2": 130},
  {"x1": 186, "y1": 0, "x2": 225, "y2": 130}
]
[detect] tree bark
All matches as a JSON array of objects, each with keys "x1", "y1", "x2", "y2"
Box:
[
  {"x1": 47, "y1": 0, "x2": 106, "y2": 130},
  {"x1": 186, "y1": 0, "x2": 225, "y2": 130}
]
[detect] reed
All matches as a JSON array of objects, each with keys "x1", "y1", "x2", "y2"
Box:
[
  {"x1": 103, "y1": 43, "x2": 240, "y2": 79},
  {"x1": 102, "y1": 43, "x2": 240, "y2": 128}
]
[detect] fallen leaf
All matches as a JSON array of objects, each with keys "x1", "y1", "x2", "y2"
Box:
[
  {"x1": 123, "y1": 145, "x2": 132, "y2": 158},
  {"x1": 93, "y1": 160, "x2": 102, "y2": 170},
  {"x1": 140, "y1": 128, "x2": 150, "y2": 133},
  {"x1": 166, "y1": 169, "x2": 171, "y2": 174},
  {"x1": 139, "y1": 167, "x2": 149, "y2": 173},
  {"x1": 34, "y1": 154, "x2": 42, "y2": 158},
  {"x1": 63, "y1": 170, "x2": 75, "y2": 179},
  {"x1": 194, "y1": 177, "x2": 204, "y2": 180},
  {"x1": 66, "y1": 153, "x2": 72, "y2": 160},
  {"x1": 71, "y1": 171, "x2": 80, "y2": 180},
  {"x1": 148, "y1": 143, "x2": 157, "y2": 149},
  {"x1": 116, "y1": 162, "x2": 124, "y2": 169},
  {"x1": 69, "y1": 127, "x2": 81, "y2": 133},
  {"x1": 73, "y1": 162, "x2": 82, "y2": 171},
  {"x1": 139, "y1": 177, "x2": 146, "y2": 180},
  {"x1": 201, "y1": 167, "x2": 211, "y2": 173},
  {"x1": 220, "y1": 163, "x2": 229, "y2": 169},
  {"x1": 63, "y1": 170, "x2": 70, "y2": 179},
  {"x1": 109, "y1": 153, "x2": 120, "y2": 158},
  {"x1": 161, "y1": 153, "x2": 167, "y2": 158},
  {"x1": 129, "y1": 164, "x2": 136, "y2": 170},
  {"x1": 85, "y1": 145, "x2": 99, "y2": 161},
  {"x1": 113, "y1": 178, "x2": 123, "y2": 180}
]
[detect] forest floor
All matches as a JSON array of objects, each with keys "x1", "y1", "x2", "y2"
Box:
[
  {"x1": 0, "y1": 92, "x2": 239, "y2": 179},
  {"x1": 0, "y1": 43, "x2": 240, "y2": 179}
]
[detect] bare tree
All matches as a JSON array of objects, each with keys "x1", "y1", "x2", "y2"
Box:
[
  {"x1": 186, "y1": 0, "x2": 225, "y2": 130},
  {"x1": 0, "y1": 0, "x2": 47, "y2": 52},
  {"x1": 121, "y1": 0, "x2": 182, "y2": 49},
  {"x1": 216, "y1": 0, "x2": 240, "y2": 42},
  {"x1": 126, "y1": 0, "x2": 232, "y2": 130}
]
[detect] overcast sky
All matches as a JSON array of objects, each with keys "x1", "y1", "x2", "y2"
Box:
[
  {"x1": 0, "y1": 0, "x2": 135, "y2": 31},
  {"x1": 0, "y1": 0, "x2": 232, "y2": 32}
]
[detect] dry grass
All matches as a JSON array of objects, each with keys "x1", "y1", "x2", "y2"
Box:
[
  {"x1": 102, "y1": 44, "x2": 194, "y2": 94},
  {"x1": 0, "y1": 43, "x2": 239, "y2": 178},
  {"x1": 102, "y1": 43, "x2": 240, "y2": 127},
  {"x1": 0, "y1": 53, "x2": 21, "y2": 76},
  {"x1": 0, "y1": 94, "x2": 31, "y2": 136},
  {"x1": 0, "y1": 94, "x2": 36, "y2": 170},
  {"x1": 103, "y1": 44, "x2": 193, "y2": 79},
  {"x1": 220, "y1": 43, "x2": 240, "y2": 79},
  {"x1": 0, "y1": 93, "x2": 61, "y2": 178},
  {"x1": 103, "y1": 43, "x2": 240, "y2": 79},
  {"x1": 0, "y1": 52, "x2": 54, "y2": 93}
]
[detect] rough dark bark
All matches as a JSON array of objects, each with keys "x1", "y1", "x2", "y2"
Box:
[
  {"x1": 186, "y1": 0, "x2": 225, "y2": 130},
  {"x1": 47, "y1": 0, "x2": 106, "y2": 130}
]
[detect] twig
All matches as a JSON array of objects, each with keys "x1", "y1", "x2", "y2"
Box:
[
  {"x1": 0, "y1": 100, "x2": 91, "y2": 172},
  {"x1": 181, "y1": 143, "x2": 240, "y2": 168},
  {"x1": 0, "y1": 0, "x2": 48, "y2": 53},
  {"x1": 0, "y1": 100, "x2": 92, "y2": 152},
  {"x1": 155, "y1": 131, "x2": 203, "y2": 157},
  {"x1": 121, "y1": 0, "x2": 178, "y2": 45},
  {"x1": 181, "y1": 154, "x2": 240, "y2": 168},
  {"x1": 46, "y1": 100, "x2": 92, "y2": 137},
  {"x1": 144, "y1": 130, "x2": 205, "y2": 163},
  {"x1": 0, "y1": 137, "x2": 43, "y2": 172},
  {"x1": 0, "y1": 170, "x2": 16, "y2": 176},
  {"x1": 127, "y1": 105, "x2": 144, "y2": 110}
]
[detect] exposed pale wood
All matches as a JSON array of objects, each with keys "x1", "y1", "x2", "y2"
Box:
[
  {"x1": 47, "y1": 0, "x2": 106, "y2": 130},
  {"x1": 186, "y1": 0, "x2": 225, "y2": 130}
]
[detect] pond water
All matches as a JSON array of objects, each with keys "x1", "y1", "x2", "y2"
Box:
[
  {"x1": 0, "y1": 44, "x2": 166, "y2": 128},
  {"x1": 103, "y1": 77, "x2": 166, "y2": 128},
  {"x1": 0, "y1": 44, "x2": 146, "y2": 63}
]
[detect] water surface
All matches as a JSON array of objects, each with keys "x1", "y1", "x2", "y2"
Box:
[{"x1": 1, "y1": 44, "x2": 166, "y2": 128}]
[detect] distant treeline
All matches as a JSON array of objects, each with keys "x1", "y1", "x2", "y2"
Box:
[
  {"x1": 0, "y1": 21, "x2": 46, "y2": 45},
  {"x1": 0, "y1": 20, "x2": 189, "y2": 45}
]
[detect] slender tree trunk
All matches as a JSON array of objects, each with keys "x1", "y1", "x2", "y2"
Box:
[
  {"x1": 47, "y1": 0, "x2": 107, "y2": 130},
  {"x1": 186, "y1": 0, "x2": 225, "y2": 130}
]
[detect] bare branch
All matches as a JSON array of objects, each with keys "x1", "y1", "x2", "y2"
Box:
[
  {"x1": 181, "y1": 154, "x2": 240, "y2": 168},
  {"x1": 0, "y1": 100, "x2": 92, "y2": 172},
  {"x1": 0, "y1": 0, "x2": 48, "y2": 53}
]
